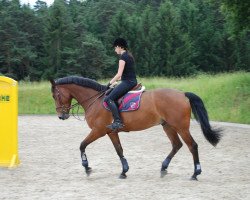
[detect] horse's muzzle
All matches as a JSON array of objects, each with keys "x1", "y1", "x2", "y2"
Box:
[{"x1": 58, "y1": 113, "x2": 70, "y2": 120}]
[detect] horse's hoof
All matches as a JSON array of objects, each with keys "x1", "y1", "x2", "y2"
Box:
[
  {"x1": 119, "y1": 172, "x2": 127, "y2": 179},
  {"x1": 160, "y1": 170, "x2": 168, "y2": 178},
  {"x1": 190, "y1": 175, "x2": 198, "y2": 181},
  {"x1": 85, "y1": 167, "x2": 92, "y2": 176}
]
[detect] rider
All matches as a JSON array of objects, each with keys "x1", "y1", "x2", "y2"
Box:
[{"x1": 104, "y1": 38, "x2": 137, "y2": 131}]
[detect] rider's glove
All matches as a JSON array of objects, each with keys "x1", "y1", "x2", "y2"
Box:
[{"x1": 106, "y1": 82, "x2": 111, "y2": 89}]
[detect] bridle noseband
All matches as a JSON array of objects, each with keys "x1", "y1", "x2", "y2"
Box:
[
  {"x1": 53, "y1": 85, "x2": 106, "y2": 118},
  {"x1": 54, "y1": 86, "x2": 78, "y2": 113}
]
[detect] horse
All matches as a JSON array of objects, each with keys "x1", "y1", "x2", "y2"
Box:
[{"x1": 50, "y1": 76, "x2": 222, "y2": 180}]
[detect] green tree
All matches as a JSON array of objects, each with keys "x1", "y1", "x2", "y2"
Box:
[
  {"x1": 29, "y1": 0, "x2": 50, "y2": 80},
  {"x1": 219, "y1": 0, "x2": 250, "y2": 32},
  {"x1": 75, "y1": 34, "x2": 114, "y2": 79},
  {"x1": 0, "y1": 0, "x2": 36, "y2": 80},
  {"x1": 195, "y1": 0, "x2": 246, "y2": 73},
  {"x1": 45, "y1": 0, "x2": 76, "y2": 78},
  {"x1": 107, "y1": 11, "x2": 131, "y2": 45},
  {"x1": 153, "y1": 1, "x2": 196, "y2": 76},
  {"x1": 136, "y1": 6, "x2": 160, "y2": 76},
  {"x1": 0, "y1": 0, "x2": 19, "y2": 78}
]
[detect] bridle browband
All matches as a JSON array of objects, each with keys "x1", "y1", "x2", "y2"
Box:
[{"x1": 54, "y1": 85, "x2": 106, "y2": 119}]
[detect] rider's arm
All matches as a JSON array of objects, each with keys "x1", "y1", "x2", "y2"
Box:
[{"x1": 110, "y1": 60, "x2": 125, "y2": 84}]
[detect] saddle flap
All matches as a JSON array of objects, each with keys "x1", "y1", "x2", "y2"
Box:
[{"x1": 103, "y1": 90, "x2": 144, "y2": 112}]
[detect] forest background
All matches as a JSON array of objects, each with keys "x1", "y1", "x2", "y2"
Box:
[{"x1": 0, "y1": 0, "x2": 249, "y2": 80}]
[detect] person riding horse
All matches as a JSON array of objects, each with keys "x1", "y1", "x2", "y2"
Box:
[
  {"x1": 104, "y1": 38, "x2": 137, "y2": 131},
  {"x1": 50, "y1": 40, "x2": 222, "y2": 180}
]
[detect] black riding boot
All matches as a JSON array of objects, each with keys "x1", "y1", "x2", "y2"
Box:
[{"x1": 106, "y1": 99, "x2": 124, "y2": 131}]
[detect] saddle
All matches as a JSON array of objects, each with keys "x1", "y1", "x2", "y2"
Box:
[
  {"x1": 105, "y1": 83, "x2": 143, "y2": 96},
  {"x1": 103, "y1": 83, "x2": 145, "y2": 112}
]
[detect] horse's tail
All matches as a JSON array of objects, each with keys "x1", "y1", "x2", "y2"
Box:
[{"x1": 185, "y1": 92, "x2": 222, "y2": 147}]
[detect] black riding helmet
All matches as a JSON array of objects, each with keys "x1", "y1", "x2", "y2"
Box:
[{"x1": 113, "y1": 38, "x2": 128, "y2": 49}]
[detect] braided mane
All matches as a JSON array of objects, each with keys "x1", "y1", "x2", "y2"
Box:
[{"x1": 55, "y1": 76, "x2": 106, "y2": 92}]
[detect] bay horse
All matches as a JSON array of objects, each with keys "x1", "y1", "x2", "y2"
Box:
[{"x1": 50, "y1": 76, "x2": 222, "y2": 180}]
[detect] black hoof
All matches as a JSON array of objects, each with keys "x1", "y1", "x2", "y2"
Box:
[
  {"x1": 160, "y1": 170, "x2": 168, "y2": 178},
  {"x1": 119, "y1": 172, "x2": 127, "y2": 179},
  {"x1": 191, "y1": 169, "x2": 201, "y2": 180},
  {"x1": 190, "y1": 175, "x2": 198, "y2": 181},
  {"x1": 85, "y1": 167, "x2": 92, "y2": 176}
]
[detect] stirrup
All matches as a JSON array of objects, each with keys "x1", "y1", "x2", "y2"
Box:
[{"x1": 107, "y1": 121, "x2": 124, "y2": 131}]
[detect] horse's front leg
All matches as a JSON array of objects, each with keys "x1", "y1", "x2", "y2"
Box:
[
  {"x1": 80, "y1": 129, "x2": 105, "y2": 176},
  {"x1": 108, "y1": 132, "x2": 129, "y2": 179}
]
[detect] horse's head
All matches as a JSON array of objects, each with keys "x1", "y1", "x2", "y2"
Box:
[{"x1": 50, "y1": 79, "x2": 72, "y2": 120}]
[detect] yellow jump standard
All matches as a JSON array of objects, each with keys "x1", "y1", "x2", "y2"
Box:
[{"x1": 0, "y1": 76, "x2": 20, "y2": 167}]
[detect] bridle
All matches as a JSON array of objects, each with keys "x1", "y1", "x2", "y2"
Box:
[{"x1": 53, "y1": 86, "x2": 106, "y2": 120}]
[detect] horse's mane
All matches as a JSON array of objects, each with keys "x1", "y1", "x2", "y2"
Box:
[{"x1": 55, "y1": 76, "x2": 107, "y2": 92}]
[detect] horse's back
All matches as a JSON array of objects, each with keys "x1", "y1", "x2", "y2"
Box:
[
  {"x1": 141, "y1": 88, "x2": 191, "y2": 128},
  {"x1": 143, "y1": 88, "x2": 186, "y2": 105}
]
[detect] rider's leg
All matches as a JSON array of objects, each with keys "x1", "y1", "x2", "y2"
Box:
[{"x1": 104, "y1": 80, "x2": 136, "y2": 131}]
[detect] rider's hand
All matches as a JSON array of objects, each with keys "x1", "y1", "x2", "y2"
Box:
[
  {"x1": 106, "y1": 82, "x2": 111, "y2": 89},
  {"x1": 110, "y1": 81, "x2": 118, "y2": 88}
]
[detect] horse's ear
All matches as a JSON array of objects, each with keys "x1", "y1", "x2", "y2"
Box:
[{"x1": 49, "y1": 79, "x2": 55, "y2": 86}]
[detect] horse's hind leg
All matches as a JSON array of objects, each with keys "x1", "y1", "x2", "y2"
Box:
[
  {"x1": 161, "y1": 124, "x2": 183, "y2": 176},
  {"x1": 178, "y1": 129, "x2": 202, "y2": 180}
]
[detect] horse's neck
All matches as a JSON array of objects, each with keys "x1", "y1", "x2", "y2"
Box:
[{"x1": 67, "y1": 85, "x2": 100, "y2": 110}]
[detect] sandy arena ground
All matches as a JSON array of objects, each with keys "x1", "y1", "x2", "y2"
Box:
[{"x1": 1, "y1": 115, "x2": 250, "y2": 200}]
